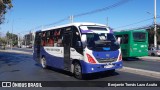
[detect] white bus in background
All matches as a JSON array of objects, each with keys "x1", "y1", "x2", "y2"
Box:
[{"x1": 33, "y1": 22, "x2": 122, "y2": 79}]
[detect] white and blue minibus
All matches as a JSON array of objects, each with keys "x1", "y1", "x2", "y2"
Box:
[{"x1": 33, "y1": 22, "x2": 122, "y2": 79}]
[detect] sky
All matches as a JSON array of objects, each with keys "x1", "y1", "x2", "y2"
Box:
[{"x1": 0, "y1": 0, "x2": 160, "y2": 36}]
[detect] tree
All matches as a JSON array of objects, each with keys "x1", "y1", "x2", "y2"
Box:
[
  {"x1": 0, "y1": 37, "x2": 7, "y2": 49},
  {"x1": 0, "y1": 0, "x2": 13, "y2": 24},
  {"x1": 147, "y1": 25, "x2": 160, "y2": 47},
  {"x1": 6, "y1": 31, "x2": 18, "y2": 46},
  {"x1": 0, "y1": 37, "x2": 7, "y2": 44}
]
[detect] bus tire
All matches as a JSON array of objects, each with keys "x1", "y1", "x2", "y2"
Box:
[
  {"x1": 41, "y1": 57, "x2": 47, "y2": 69},
  {"x1": 74, "y1": 62, "x2": 83, "y2": 79},
  {"x1": 108, "y1": 69, "x2": 115, "y2": 73}
]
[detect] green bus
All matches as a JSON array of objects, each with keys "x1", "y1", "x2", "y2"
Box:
[{"x1": 114, "y1": 30, "x2": 148, "y2": 58}]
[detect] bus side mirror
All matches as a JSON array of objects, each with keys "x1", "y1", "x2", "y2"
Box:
[
  {"x1": 81, "y1": 35, "x2": 87, "y2": 48},
  {"x1": 76, "y1": 41, "x2": 81, "y2": 47},
  {"x1": 117, "y1": 37, "x2": 121, "y2": 44}
]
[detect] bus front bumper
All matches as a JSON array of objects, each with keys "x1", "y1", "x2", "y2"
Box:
[{"x1": 80, "y1": 61, "x2": 123, "y2": 74}]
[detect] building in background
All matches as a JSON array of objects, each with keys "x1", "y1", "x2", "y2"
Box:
[{"x1": 23, "y1": 31, "x2": 34, "y2": 48}]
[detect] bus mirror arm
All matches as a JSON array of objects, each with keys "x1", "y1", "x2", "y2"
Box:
[
  {"x1": 117, "y1": 37, "x2": 121, "y2": 44},
  {"x1": 81, "y1": 35, "x2": 87, "y2": 48},
  {"x1": 82, "y1": 41, "x2": 87, "y2": 48},
  {"x1": 76, "y1": 41, "x2": 82, "y2": 47}
]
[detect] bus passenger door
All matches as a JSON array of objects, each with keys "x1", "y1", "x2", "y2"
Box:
[
  {"x1": 63, "y1": 30, "x2": 72, "y2": 70},
  {"x1": 37, "y1": 39, "x2": 41, "y2": 60},
  {"x1": 34, "y1": 32, "x2": 41, "y2": 61}
]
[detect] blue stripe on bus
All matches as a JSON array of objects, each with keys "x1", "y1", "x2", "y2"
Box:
[
  {"x1": 80, "y1": 60, "x2": 122, "y2": 74},
  {"x1": 40, "y1": 47, "x2": 64, "y2": 69}
]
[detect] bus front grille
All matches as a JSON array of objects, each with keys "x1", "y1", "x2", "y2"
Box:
[{"x1": 96, "y1": 58, "x2": 117, "y2": 63}]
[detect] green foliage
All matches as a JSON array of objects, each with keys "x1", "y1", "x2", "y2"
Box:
[
  {"x1": 6, "y1": 31, "x2": 12, "y2": 39},
  {"x1": 0, "y1": 0, "x2": 13, "y2": 24},
  {"x1": 147, "y1": 25, "x2": 160, "y2": 45},
  {"x1": 0, "y1": 37, "x2": 6, "y2": 50},
  {"x1": 5, "y1": 31, "x2": 18, "y2": 46},
  {"x1": 0, "y1": 37, "x2": 7, "y2": 44}
]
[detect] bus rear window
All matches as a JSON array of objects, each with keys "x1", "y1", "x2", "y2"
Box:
[{"x1": 133, "y1": 32, "x2": 146, "y2": 42}]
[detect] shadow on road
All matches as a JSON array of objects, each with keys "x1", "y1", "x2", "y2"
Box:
[
  {"x1": 35, "y1": 63, "x2": 73, "y2": 76},
  {"x1": 0, "y1": 52, "x2": 32, "y2": 68},
  {"x1": 83, "y1": 71, "x2": 119, "y2": 80},
  {"x1": 35, "y1": 63, "x2": 119, "y2": 80}
]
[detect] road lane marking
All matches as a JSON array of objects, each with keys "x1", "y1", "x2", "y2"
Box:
[{"x1": 0, "y1": 50, "x2": 32, "y2": 55}]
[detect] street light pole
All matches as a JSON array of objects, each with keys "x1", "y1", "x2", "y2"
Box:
[
  {"x1": 18, "y1": 33, "x2": 21, "y2": 47},
  {"x1": 25, "y1": 35, "x2": 26, "y2": 47},
  {"x1": 11, "y1": 20, "x2": 14, "y2": 50},
  {"x1": 154, "y1": 0, "x2": 157, "y2": 48},
  {"x1": 106, "y1": 17, "x2": 109, "y2": 28},
  {"x1": 70, "y1": 15, "x2": 74, "y2": 23}
]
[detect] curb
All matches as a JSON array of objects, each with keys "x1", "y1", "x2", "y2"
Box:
[
  {"x1": 118, "y1": 67, "x2": 160, "y2": 79},
  {"x1": 0, "y1": 50, "x2": 32, "y2": 55},
  {"x1": 138, "y1": 57, "x2": 160, "y2": 62}
]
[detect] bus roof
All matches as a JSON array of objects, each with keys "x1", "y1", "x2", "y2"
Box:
[{"x1": 41, "y1": 22, "x2": 106, "y2": 31}]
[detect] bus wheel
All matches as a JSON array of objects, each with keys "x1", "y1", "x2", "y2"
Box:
[
  {"x1": 41, "y1": 57, "x2": 47, "y2": 69},
  {"x1": 108, "y1": 69, "x2": 115, "y2": 73},
  {"x1": 74, "y1": 62, "x2": 83, "y2": 79}
]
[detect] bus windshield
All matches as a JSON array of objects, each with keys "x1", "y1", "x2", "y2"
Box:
[
  {"x1": 85, "y1": 33, "x2": 119, "y2": 51},
  {"x1": 133, "y1": 32, "x2": 146, "y2": 42}
]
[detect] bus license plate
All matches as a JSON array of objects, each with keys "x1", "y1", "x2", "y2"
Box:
[{"x1": 104, "y1": 65, "x2": 114, "y2": 68}]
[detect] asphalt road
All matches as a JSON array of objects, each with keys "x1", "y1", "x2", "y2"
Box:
[
  {"x1": 123, "y1": 58, "x2": 160, "y2": 72},
  {"x1": 11, "y1": 47, "x2": 33, "y2": 53},
  {"x1": 0, "y1": 52, "x2": 159, "y2": 81},
  {"x1": 0, "y1": 48, "x2": 159, "y2": 90}
]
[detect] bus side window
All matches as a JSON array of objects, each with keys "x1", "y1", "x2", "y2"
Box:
[
  {"x1": 54, "y1": 29, "x2": 63, "y2": 47},
  {"x1": 46, "y1": 31, "x2": 50, "y2": 46},
  {"x1": 42, "y1": 32, "x2": 46, "y2": 46},
  {"x1": 48, "y1": 30, "x2": 54, "y2": 46},
  {"x1": 123, "y1": 34, "x2": 128, "y2": 44},
  {"x1": 72, "y1": 26, "x2": 81, "y2": 47},
  {"x1": 54, "y1": 30, "x2": 58, "y2": 47},
  {"x1": 57, "y1": 29, "x2": 64, "y2": 47}
]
